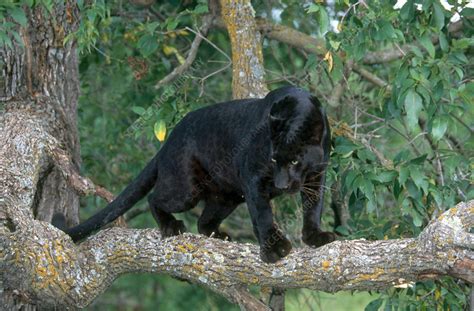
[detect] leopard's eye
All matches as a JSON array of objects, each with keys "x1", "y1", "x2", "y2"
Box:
[
  {"x1": 291, "y1": 160, "x2": 299, "y2": 165},
  {"x1": 271, "y1": 158, "x2": 277, "y2": 163}
]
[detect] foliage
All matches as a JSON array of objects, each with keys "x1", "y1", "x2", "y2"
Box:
[{"x1": 6, "y1": 0, "x2": 473, "y2": 309}]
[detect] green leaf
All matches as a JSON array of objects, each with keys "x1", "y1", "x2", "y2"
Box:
[
  {"x1": 419, "y1": 34, "x2": 435, "y2": 58},
  {"x1": 131, "y1": 106, "x2": 146, "y2": 115},
  {"x1": 429, "y1": 185, "x2": 443, "y2": 208},
  {"x1": 394, "y1": 150, "x2": 410, "y2": 165},
  {"x1": 404, "y1": 89, "x2": 423, "y2": 131},
  {"x1": 344, "y1": 170, "x2": 358, "y2": 190},
  {"x1": 432, "y1": 2, "x2": 445, "y2": 30},
  {"x1": 365, "y1": 298, "x2": 383, "y2": 311},
  {"x1": 329, "y1": 53, "x2": 344, "y2": 83},
  {"x1": 137, "y1": 34, "x2": 158, "y2": 57},
  {"x1": 366, "y1": 198, "x2": 376, "y2": 213},
  {"x1": 374, "y1": 20, "x2": 396, "y2": 41},
  {"x1": 0, "y1": 32, "x2": 13, "y2": 48},
  {"x1": 459, "y1": 82, "x2": 474, "y2": 104},
  {"x1": 402, "y1": 198, "x2": 422, "y2": 227},
  {"x1": 8, "y1": 7, "x2": 27, "y2": 27},
  {"x1": 409, "y1": 154, "x2": 428, "y2": 165},
  {"x1": 410, "y1": 45, "x2": 424, "y2": 58},
  {"x1": 399, "y1": 166, "x2": 409, "y2": 185},
  {"x1": 334, "y1": 137, "x2": 358, "y2": 156},
  {"x1": 193, "y1": 4, "x2": 208, "y2": 14},
  {"x1": 450, "y1": 52, "x2": 468, "y2": 64},
  {"x1": 166, "y1": 19, "x2": 179, "y2": 31},
  {"x1": 410, "y1": 167, "x2": 428, "y2": 194},
  {"x1": 329, "y1": 39, "x2": 341, "y2": 50},
  {"x1": 306, "y1": 4, "x2": 320, "y2": 13},
  {"x1": 374, "y1": 171, "x2": 397, "y2": 183},
  {"x1": 411, "y1": 210, "x2": 423, "y2": 227},
  {"x1": 431, "y1": 117, "x2": 448, "y2": 141},
  {"x1": 318, "y1": 7, "x2": 329, "y2": 34},
  {"x1": 359, "y1": 179, "x2": 375, "y2": 201},
  {"x1": 400, "y1": 0, "x2": 415, "y2": 21},
  {"x1": 145, "y1": 21, "x2": 160, "y2": 33},
  {"x1": 452, "y1": 38, "x2": 473, "y2": 50}
]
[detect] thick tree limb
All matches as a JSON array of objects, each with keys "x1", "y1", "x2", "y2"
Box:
[
  {"x1": 1, "y1": 110, "x2": 473, "y2": 309},
  {"x1": 214, "y1": 16, "x2": 469, "y2": 91},
  {"x1": 2, "y1": 202, "x2": 472, "y2": 308},
  {"x1": 216, "y1": 17, "x2": 391, "y2": 90}
]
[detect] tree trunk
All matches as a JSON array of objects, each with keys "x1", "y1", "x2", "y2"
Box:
[
  {"x1": 0, "y1": 1, "x2": 81, "y2": 309},
  {"x1": 219, "y1": 0, "x2": 268, "y2": 99}
]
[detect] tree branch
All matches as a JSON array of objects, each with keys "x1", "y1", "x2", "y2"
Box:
[
  {"x1": 2, "y1": 200, "x2": 472, "y2": 308},
  {"x1": 1, "y1": 110, "x2": 473, "y2": 309},
  {"x1": 154, "y1": 14, "x2": 214, "y2": 89},
  {"x1": 219, "y1": 17, "x2": 392, "y2": 91},
  {"x1": 50, "y1": 146, "x2": 114, "y2": 203}
]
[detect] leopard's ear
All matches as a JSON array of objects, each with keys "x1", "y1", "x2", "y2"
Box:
[
  {"x1": 269, "y1": 95, "x2": 296, "y2": 120},
  {"x1": 310, "y1": 95, "x2": 322, "y2": 108}
]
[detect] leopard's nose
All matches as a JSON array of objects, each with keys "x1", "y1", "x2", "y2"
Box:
[{"x1": 274, "y1": 178, "x2": 289, "y2": 189}]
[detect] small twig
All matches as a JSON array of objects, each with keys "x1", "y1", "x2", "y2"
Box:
[
  {"x1": 407, "y1": 131, "x2": 428, "y2": 146},
  {"x1": 183, "y1": 26, "x2": 232, "y2": 95},
  {"x1": 350, "y1": 119, "x2": 384, "y2": 128},
  {"x1": 435, "y1": 152, "x2": 445, "y2": 187},
  {"x1": 199, "y1": 62, "x2": 232, "y2": 84},
  {"x1": 352, "y1": 64, "x2": 392, "y2": 92},
  {"x1": 49, "y1": 146, "x2": 114, "y2": 203},
  {"x1": 148, "y1": 6, "x2": 165, "y2": 21},
  {"x1": 354, "y1": 105, "x2": 358, "y2": 139},
  {"x1": 449, "y1": 112, "x2": 473, "y2": 134},
  {"x1": 186, "y1": 26, "x2": 231, "y2": 62},
  {"x1": 155, "y1": 15, "x2": 214, "y2": 89},
  {"x1": 394, "y1": 43, "x2": 407, "y2": 57}
]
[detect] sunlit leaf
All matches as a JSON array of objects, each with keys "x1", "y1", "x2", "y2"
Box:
[
  {"x1": 323, "y1": 51, "x2": 333, "y2": 72},
  {"x1": 163, "y1": 45, "x2": 177, "y2": 56},
  {"x1": 154, "y1": 120, "x2": 167, "y2": 142}
]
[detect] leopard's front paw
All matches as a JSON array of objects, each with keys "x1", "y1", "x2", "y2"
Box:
[{"x1": 260, "y1": 227, "x2": 292, "y2": 263}]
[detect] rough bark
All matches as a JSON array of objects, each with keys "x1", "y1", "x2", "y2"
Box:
[
  {"x1": 0, "y1": 2, "x2": 81, "y2": 224},
  {"x1": 1, "y1": 111, "x2": 473, "y2": 308},
  {"x1": 1, "y1": 3, "x2": 473, "y2": 310},
  {"x1": 0, "y1": 2, "x2": 81, "y2": 308},
  {"x1": 219, "y1": 0, "x2": 268, "y2": 99}
]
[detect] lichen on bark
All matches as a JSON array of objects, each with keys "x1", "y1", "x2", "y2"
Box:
[{"x1": 219, "y1": 0, "x2": 268, "y2": 99}]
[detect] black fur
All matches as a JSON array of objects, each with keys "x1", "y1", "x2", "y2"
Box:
[{"x1": 64, "y1": 86, "x2": 335, "y2": 263}]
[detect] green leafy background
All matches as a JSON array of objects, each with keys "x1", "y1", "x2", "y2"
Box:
[{"x1": 2, "y1": 0, "x2": 472, "y2": 310}]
